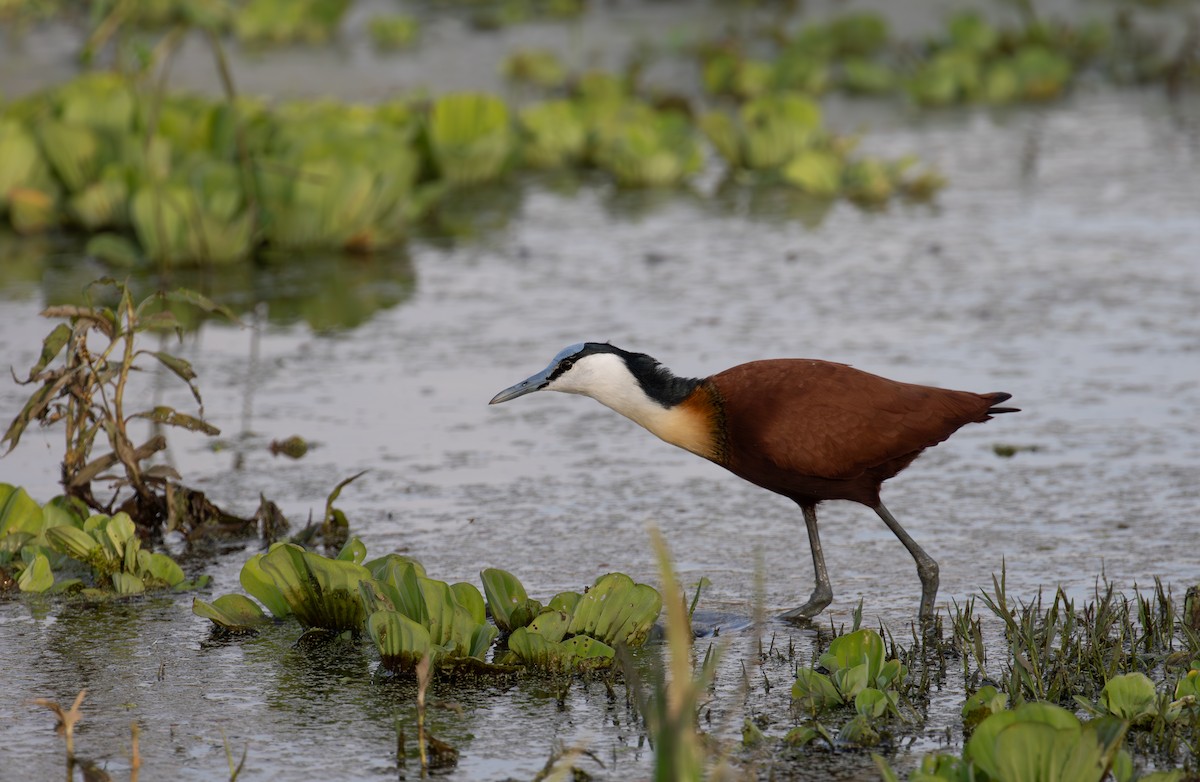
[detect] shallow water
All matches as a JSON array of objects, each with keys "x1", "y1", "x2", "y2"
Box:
[{"x1": 3, "y1": 5, "x2": 1200, "y2": 780}]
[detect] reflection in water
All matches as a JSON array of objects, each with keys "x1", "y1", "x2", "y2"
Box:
[
  {"x1": 420, "y1": 181, "x2": 527, "y2": 244},
  {"x1": 708, "y1": 179, "x2": 836, "y2": 229},
  {"x1": 601, "y1": 186, "x2": 706, "y2": 224},
  {"x1": 0, "y1": 242, "x2": 417, "y2": 334}
]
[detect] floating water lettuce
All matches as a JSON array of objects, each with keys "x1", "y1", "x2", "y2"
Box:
[
  {"x1": 590, "y1": 103, "x2": 701, "y2": 188},
  {"x1": 233, "y1": 0, "x2": 351, "y2": 44},
  {"x1": 194, "y1": 542, "x2": 512, "y2": 673},
  {"x1": 484, "y1": 568, "x2": 662, "y2": 672},
  {"x1": 1, "y1": 484, "x2": 202, "y2": 596},
  {"x1": 480, "y1": 566, "x2": 541, "y2": 633},
  {"x1": 426, "y1": 92, "x2": 514, "y2": 186},
  {"x1": 501, "y1": 49, "x2": 568, "y2": 89},
  {"x1": 191, "y1": 593, "x2": 269, "y2": 631},
  {"x1": 258, "y1": 542, "x2": 370, "y2": 631},
  {"x1": 700, "y1": 93, "x2": 822, "y2": 171},
  {"x1": 962, "y1": 685, "x2": 1008, "y2": 731},
  {"x1": 877, "y1": 701, "x2": 1145, "y2": 782},
  {"x1": 517, "y1": 100, "x2": 587, "y2": 169},
  {"x1": 1097, "y1": 673, "x2": 1159, "y2": 724},
  {"x1": 368, "y1": 15, "x2": 419, "y2": 51},
  {"x1": 361, "y1": 562, "x2": 500, "y2": 673},
  {"x1": 789, "y1": 628, "x2": 908, "y2": 747},
  {"x1": 563, "y1": 572, "x2": 661, "y2": 647}
]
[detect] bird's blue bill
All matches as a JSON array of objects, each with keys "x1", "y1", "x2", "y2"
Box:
[
  {"x1": 489, "y1": 343, "x2": 584, "y2": 404},
  {"x1": 489, "y1": 369, "x2": 552, "y2": 404}
]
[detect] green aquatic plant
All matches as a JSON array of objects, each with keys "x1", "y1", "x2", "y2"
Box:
[
  {"x1": 195, "y1": 544, "x2": 657, "y2": 675},
  {"x1": 258, "y1": 542, "x2": 369, "y2": 631},
  {"x1": 701, "y1": 92, "x2": 943, "y2": 204},
  {"x1": 425, "y1": 92, "x2": 514, "y2": 186},
  {"x1": 590, "y1": 104, "x2": 702, "y2": 188},
  {"x1": 480, "y1": 566, "x2": 540, "y2": 633},
  {"x1": 130, "y1": 182, "x2": 255, "y2": 265},
  {"x1": 0, "y1": 484, "x2": 204, "y2": 595},
  {"x1": 699, "y1": 13, "x2": 884, "y2": 100},
  {"x1": 700, "y1": 92, "x2": 823, "y2": 172},
  {"x1": 517, "y1": 100, "x2": 588, "y2": 169},
  {"x1": 877, "y1": 702, "x2": 1139, "y2": 782},
  {"x1": 615, "y1": 528, "x2": 723, "y2": 782},
  {"x1": 0, "y1": 485, "x2": 84, "y2": 593},
  {"x1": 694, "y1": 6, "x2": 1190, "y2": 108},
  {"x1": 963, "y1": 685, "x2": 1009, "y2": 732},
  {"x1": 1097, "y1": 673, "x2": 1160, "y2": 724},
  {"x1": 233, "y1": 0, "x2": 350, "y2": 44},
  {"x1": 564, "y1": 572, "x2": 661, "y2": 646},
  {"x1": 259, "y1": 104, "x2": 427, "y2": 252},
  {"x1": 190, "y1": 592, "x2": 269, "y2": 630},
  {"x1": 905, "y1": 12, "x2": 1077, "y2": 106},
  {"x1": 483, "y1": 568, "x2": 662, "y2": 671},
  {"x1": 0, "y1": 72, "x2": 440, "y2": 260},
  {"x1": 969, "y1": 568, "x2": 1198, "y2": 709},
  {"x1": 361, "y1": 556, "x2": 499, "y2": 672},
  {"x1": 789, "y1": 628, "x2": 909, "y2": 748},
  {"x1": 501, "y1": 49, "x2": 568, "y2": 90},
  {"x1": 0, "y1": 73, "x2": 258, "y2": 263},
  {"x1": 2, "y1": 280, "x2": 237, "y2": 528},
  {"x1": 195, "y1": 538, "x2": 368, "y2": 632},
  {"x1": 368, "y1": 14, "x2": 419, "y2": 51}
]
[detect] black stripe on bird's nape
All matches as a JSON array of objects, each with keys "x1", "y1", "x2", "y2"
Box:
[{"x1": 564, "y1": 343, "x2": 702, "y2": 407}]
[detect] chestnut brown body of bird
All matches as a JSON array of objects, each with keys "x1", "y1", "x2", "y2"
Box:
[
  {"x1": 489, "y1": 343, "x2": 1018, "y2": 622},
  {"x1": 701, "y1": 358, "x2": 1011, "y2": 507}
]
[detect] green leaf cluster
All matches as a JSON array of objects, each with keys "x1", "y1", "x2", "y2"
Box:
[
  {"x1": 700, "y1": 13, "x2": 889, "y2": 101},
  {"x1": 694, "y1": 8, "x2": 1180, "y2": 110},
  {"x1": 193, "y1": 547, "x2": 660, "y2": 676},
  {"x1": 878, "y1": 699, "x2": 1189, "y2": 782},
  {"x1": 700, "y1": 93, "x2": 943, "y2": 204},
  {"x1": 485, "y1": 569, "x2": 662, "y2": 672},
  {"x1": 233, "y1": 0, "x2": 351, "y2": 45},
  {"x1": 367, "y1": 14, "x2": 419, "y2": 51},
  {"x1": 1076, "y1": 669, "x2": 1200, "y2": 733},
  {"x1": 502, "y1": 49, "x2": 568, "y2": 90},
  {"x1": 0, "y1": 75, "x2": 435, "y2": 262},
  {"x1": 361, "y1": 554, "x2": 499, "y2": 673},
  {"x1": 590, "y1": 104, "x2": 702, "y2": 188},
  {"x1": 425, "y1": 92, "x2": 514, "y2": 187},
  {"x1": 82, "y1": 0, "x2": 352, "y2": 44},
  {"x1": 194, "y1": 540, "x2": 369, "y2": 632},
  {"x1": 906, "y1": 13, "x2": 1076, "y2": 107},
  {"x1": 1, "y1": 483, "x2": 203, "y2": 596},
  {"x1": 4, "y1": 281, "x2": 230, "y2": 523},
  {"x1": 1, "y1": 65, "x2": 949, "y2": 252},
  {"x1": 790, "y1": 628, "x2": 908, "y2": 747}
]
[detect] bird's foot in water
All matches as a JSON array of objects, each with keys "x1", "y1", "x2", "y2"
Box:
[{"x1": 779, "y1": 587, "x2": 833, "y2": 623}]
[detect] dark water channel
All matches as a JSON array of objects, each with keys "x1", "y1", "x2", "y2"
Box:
[{"x1": 3, "y1": 4, "x2": 1200, "y2": 780}]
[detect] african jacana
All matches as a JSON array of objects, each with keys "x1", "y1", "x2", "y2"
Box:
[{"x1": 489, "y1": 343, "x2": 1018, "y2": 621}]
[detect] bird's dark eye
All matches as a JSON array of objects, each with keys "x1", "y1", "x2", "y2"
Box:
[{"x1": 560, "y1": 358, "x2": 575, "y2": 371}]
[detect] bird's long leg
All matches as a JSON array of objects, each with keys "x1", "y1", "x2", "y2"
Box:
[
  {"x1": 874, "y1": 502, "x2": 939, "y2": 621},
  {"x1": 780, "y1": 503, "x2": 833, "y2": 622}
]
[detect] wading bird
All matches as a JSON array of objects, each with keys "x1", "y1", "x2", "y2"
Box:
[{"x1": 489, "y1": 343, "x2": 1017, "y2": 622}]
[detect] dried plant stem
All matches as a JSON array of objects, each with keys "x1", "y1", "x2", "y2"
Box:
[
  {"x1": 416, "y1": 654, "x2": 433, "y2": 774},
  {"x1": 130, "y1": 722, "x2": 141, "y2": 782},
  {"x1": 30, "y1": 689, "x2": 87, "y2": 782}
]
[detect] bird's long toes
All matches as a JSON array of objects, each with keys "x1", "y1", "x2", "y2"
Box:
[
  {"x1": 780, "y1": 592, "x2": 833, "y2": 623},
  {"x1": 779, "y1": 605, "x2": 823, "y2": 623}
]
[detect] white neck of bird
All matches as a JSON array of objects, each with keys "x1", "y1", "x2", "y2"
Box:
[{"x1": 548, "y1": 353, "x2": 713, "y2": 458}]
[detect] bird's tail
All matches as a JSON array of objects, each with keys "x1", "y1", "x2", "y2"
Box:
[{"x1": 987, "y1": 392, "x2": 1020, "y2": 415}]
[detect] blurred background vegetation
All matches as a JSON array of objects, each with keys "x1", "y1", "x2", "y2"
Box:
[{"x1": 0, "y1": 0, "x2": 1195, "y2": 273}]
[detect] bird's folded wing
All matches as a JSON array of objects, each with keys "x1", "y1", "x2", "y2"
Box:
[{"x1": 715, "y1": 359, "x2": 989, "y2": 481}]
